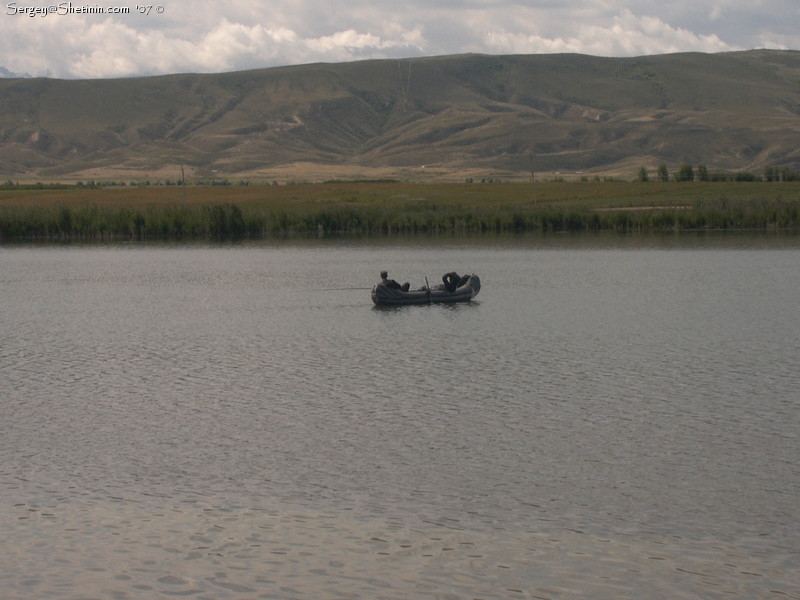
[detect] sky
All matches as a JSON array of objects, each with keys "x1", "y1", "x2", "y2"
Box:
[{"x1": 1, "y1": 0, "x2": 798, "y2": 79}]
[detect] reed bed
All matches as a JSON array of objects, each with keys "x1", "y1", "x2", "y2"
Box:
[{"x1": 2, "y1": 195, "x2": 799, "y2": 240}]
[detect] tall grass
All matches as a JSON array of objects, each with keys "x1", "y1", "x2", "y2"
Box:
[{"x1": 1, "y1": 196, "x2": 799, "y2": 240}]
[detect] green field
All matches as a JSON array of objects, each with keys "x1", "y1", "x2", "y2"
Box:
[{"x1": 1, "y1": 181, "x2": 799, "y2": 240}]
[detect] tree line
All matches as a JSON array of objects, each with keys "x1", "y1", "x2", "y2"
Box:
[{"x1": 638, "y1": 164, "x2": 800, "y2": 183}]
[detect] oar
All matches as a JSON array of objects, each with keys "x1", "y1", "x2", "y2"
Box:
[{"x1": 425, "y1": 277, "x2": 432, "y2": 303}]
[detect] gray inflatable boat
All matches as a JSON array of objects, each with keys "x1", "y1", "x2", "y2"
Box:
[{"x1": 371, "y1": 274, "x2": 481, "y2": 306}]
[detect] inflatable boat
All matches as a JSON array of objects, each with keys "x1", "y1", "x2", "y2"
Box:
[{"x1": 371, "y1": 274, "x2": 481, "y2": 306}]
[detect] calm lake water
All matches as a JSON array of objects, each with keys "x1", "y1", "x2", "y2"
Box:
[{"x1": 2, "y1": 233, "x2": 799, "y2": 600}]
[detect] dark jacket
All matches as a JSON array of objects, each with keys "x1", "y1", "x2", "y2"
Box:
[
  {"x1": 383, "y1": 278, "x2": 402, "y2": 290},
  {"x1": 442, "y1": 272, "x2": 460, "y2": 292}
]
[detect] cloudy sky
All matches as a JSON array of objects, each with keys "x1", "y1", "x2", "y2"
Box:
[{"x1": 1, "y1": 0, "x2": 798, "y2": 78}]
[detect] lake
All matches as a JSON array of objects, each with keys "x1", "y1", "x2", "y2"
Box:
[{"x1": 1, "y1": 233, "x2": 799, "y2": 599}]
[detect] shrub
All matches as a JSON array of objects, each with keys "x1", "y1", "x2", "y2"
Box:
[{"x1": 675, "y1": 164, "x2": 695, "y2": 182}]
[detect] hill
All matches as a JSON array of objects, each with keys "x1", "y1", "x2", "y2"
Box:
[{"x1": 1, "y1": 50, "x2": 799, "y2": 182}]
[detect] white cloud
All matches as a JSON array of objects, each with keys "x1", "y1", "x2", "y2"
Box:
[
  {"x1": 480, "y1": 9, "x2": 736, "y2": 56},
  {"x1": 0, "y1": 0, "x2": 797, "y2": 78}
]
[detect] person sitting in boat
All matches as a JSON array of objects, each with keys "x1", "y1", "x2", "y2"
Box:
[
  {"x1": 442, "y1": 271, "x2": 461, "y2": 292},
  {"x1": 380, "y1": 271, "x2": 410, "y2": 292}
]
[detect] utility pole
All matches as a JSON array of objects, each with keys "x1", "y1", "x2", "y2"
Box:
[{"x1": 181, "y1": 165, "x2": 187, "y2": 203}]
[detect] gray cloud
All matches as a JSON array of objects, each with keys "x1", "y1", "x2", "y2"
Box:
[{"x1": 1, "y1": 0, "x2": 796, "y2": 78}]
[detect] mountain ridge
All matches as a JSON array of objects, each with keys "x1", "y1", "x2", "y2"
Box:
[{"x1": 1, "y1": 50, "x2": 799, "y2": 181}]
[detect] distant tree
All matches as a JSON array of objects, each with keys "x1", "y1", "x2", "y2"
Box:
[
  {"x1": 675, "y1": 164, "x2": 694, "y2": 182},
  {"x1": 637, "y1": 166, "x2": 649, "y2": 182},
  {"x1": 657, "y1": 164, "x2": 669, "y2": 182},
  {"x1": 763, "y1": 166, "x2": 778, "y2": 182},
  {"x1": 697, "y1": 163, "x2": 709, "y2": 182},
  {"x1": 781, "y1": 168, "x2": 799, "y2": 182},
  {"x1": 734, "y1": 171, "x2": 757, "y2": 182}
]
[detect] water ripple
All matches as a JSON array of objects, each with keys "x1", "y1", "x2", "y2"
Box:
[{"x1": 2, "y1": 243, "x2": 799, "y2": 598}]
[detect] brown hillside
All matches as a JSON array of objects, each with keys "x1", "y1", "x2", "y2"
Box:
[{"x1": 1, "y1": 50, "x2": 799, "y2": 181}]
